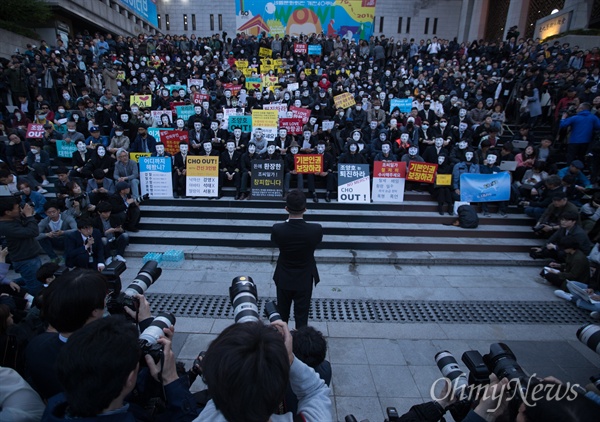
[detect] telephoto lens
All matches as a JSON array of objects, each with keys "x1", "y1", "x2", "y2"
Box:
[
  {"x1": 139, "y1": 312, "x2": 176, "y2": 363},
  {"x1": 229, "y1": 276, "x2": 259, "y2": 323},
  {"x1": 435, "y1": 351, "x2": 469, "y2": 397},
  {"x1": 264, "y1": 300, "x2": 282, "y2": 322},
  {"x1": 577, "y1": 324, "x2": 600, "y2": 355},
  {"x1": 483, "y1": 343, "x2": 528, "y2": 385},
  {"x1": 122, "y1": 260, "x2": 162, "y2": 298}
]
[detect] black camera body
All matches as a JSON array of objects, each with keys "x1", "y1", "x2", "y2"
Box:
[
  {"x1": 461, "y1": 343, "x2": 528, "y2": 388},
  {"x1": 134, "y1": 193, "x2": 150, "y2": 203},
  {"x1": 139, "y1": 339, "x2": 164, "y2": 364},
  {"x1": 107, "y1": 260, "x2": 161, "y2": 315},
  {"x1": 70, "y1": 193, "x2": 87, "y2": 203}
]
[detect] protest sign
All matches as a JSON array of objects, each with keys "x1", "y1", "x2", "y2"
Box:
[
  {"x1": 26, "y1": 124, "x2": 45, "y2": 138},
  {"x1": 294, "y1": 154, "x2": 323, "y2": 174},
  {"x1": 436, "y1": 174, "x2": 452, "y2": 186},
  {"x1": 406, "y1": 162, "x2": 438, "y2": 184},
  {"x1": 129, "y1": 152, "x2": 152, "y2": 163},
  {"x1": 151, "y1": 110, "x2": 172, "y2": 126},
  {"x1": 262, "y1": 75, "x2": 279, "y2": 91},
  {"x1": 263, "y1": 103, "x2": 288, "y2": 118},
  {"x1": 289, "y1": 106, "x2": 311, "y2": 124},
  {"x1": 228, "y1": 115, "x2": 252, "y2": 133},
  {"x1": 235, "y1": 59, "x2": 249, "y2": 69},
  {"x1": 294, "y1": 43, "x2": 308, "y2": 54},
  {"x1": 175, "y1": 105, "x2": 195, "y2": 122},
  {"x1": 390, "y1": 98, "x2": 412, "y2": 113},
  {"x1": 308, "y1": 44, "x2": 322, "y2": 55},
  {"x1": 279, "y1": 118, "x2": 303, "y2": 135},
  {"x1": 192, "y1": 92, "x2": 209, "y2": 105},
  {"x1": 460, "y1": 173, "x2": 511, "y2": 202},
  {"x1": 165, "y1": 84, "x2": 187, "y2": 94},
  {"x1": 140, "y1": 157, "x2": 173, "y2": 198},
  {"x1": 372, "y1": 161, "x2": 407, "y2": 203},
  {"x1": 56, "y1": 140, "x2": 77, "y2": 158},
  {"x1": 246, "y1": 77, "x2": 263, "y2": 91},
  {"x1": 252, "y1": 109, "x2": 279, "y2": 142},
  {"x1": 251, "y1": 160, "x2": 284, "y2": 199},
  {"x1": 334, "y1": 92, "x2": 356, "y2": 109},
  {"x1": 148, "y1": 127, "x2": 171, "y2": 142},
  {"x1": 338, "y1": 164, "x2": 370, "y2": 203},
  {"x1": 160, "y1": 130, "x2": 188, "y2": 155},
  {"x1": 287, "y1": 82, "x2": 299, "y2": 92},
  {"x1": 130, "y1": 95, "x2": 152, "y2": 108},
  {"x1": 186, "y1": 156, "x2": 219, "y2": 197},
  {"x1": 187, "y1": 78, "x2": 203, "y2": 89},
  {"x1": 223, "y1": 83, "x2": 242, "y2": 97},
  {"x1": 222, "y1": 108, "x2": 243, "y2": 131},
  {"x1": 259, "y1": 47, "x2": 273, "y2": 57}
]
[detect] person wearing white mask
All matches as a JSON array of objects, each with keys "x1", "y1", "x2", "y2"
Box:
[
  {"x1": 479, "y1": 153, "x2": 508, "y2": 217},
  {"x1": 423, "y1": 137, "x2": 447, "y2": 164},
  {"x1": 239, "y1": 142, "x2": 258, "y2": 200},
  {"x1": 173, "y1": 142, "x2": 189, "y2": 198},
  {"x1": 432, "y1": 153, "x2": 454, "y2": 215},
  {"x1": 307, "y1": 140, "x2": 336, "y2": 203},
  {"x1": 220, "y1": 140, "x2": 243, "y2": 200},
  {"x1": 452, "y1": 149, "x2": 480, "y2": 202}
]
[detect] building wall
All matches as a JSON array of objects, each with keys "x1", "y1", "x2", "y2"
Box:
[{"x1": 156, "y1": 0, "x2": 467, "y2": 41}]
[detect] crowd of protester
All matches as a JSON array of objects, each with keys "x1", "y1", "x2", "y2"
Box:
[{"x1": 0, "y1": 27, "x2": 599, "y2": 421}]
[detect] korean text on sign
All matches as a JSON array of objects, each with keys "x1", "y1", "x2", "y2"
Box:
[
  {"x1": 406, "y1": 162, "x2": 438, "y2": 184},
  {"x1": 295, "y1": 154, "x2": 323, "y2": 174}
]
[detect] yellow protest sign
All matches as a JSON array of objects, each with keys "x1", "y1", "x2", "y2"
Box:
[
  {"x1": 242, "y1": 68, "x2": 254, "y2": 77},
  {"x1": 274, "y1": 59, "x2": 284, "y2": 69},
  {"x1": 252, "y1": 109, "x2": 279, "y2": 128},
  {"x1": 259, "y1": 47, "x2": 272, "y2": 58},
  {"x1": 261, "y1": 64, "x2": 274, "y2": 73},
  {"x1": 334, "y1": 92, "x2": 356, "y2": 109},
  {"x1": 116, "y1": 71, "x2": 126, "y2": 80},
  {"x1": 129, "y1": 152, "x2": 151, "y2": 162},
  {"x1": 236, "y1": 59, "x2": 248, "y2": 69},
  {"x1": 130, "y1": 95, "x2": 152, "y2": 108},
  {"x1": 246, "y1": 77, "x2": 263, "y2": 91},
  {"x1": 436, "y1": 174, "x2": 452, "y2": 186},
  {"x1": 186, "y1": 156, "x2": 219, "y2": 177},
  {"x1": 262, "y1": 75, "x2": 278, "y2": 90}
]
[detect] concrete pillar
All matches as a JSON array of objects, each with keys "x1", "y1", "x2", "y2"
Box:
[
  {"x1": 563, "y1": 0, "x2": 594, "y2": 29},
  {"x1": 504, "y1": 0, "x2": 530, "y2": 40},
  {"x1": 467, "y1": 0, "x2": 489, "y2": 41}
]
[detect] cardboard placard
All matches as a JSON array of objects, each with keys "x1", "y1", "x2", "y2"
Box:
[
  {"x1": 186, "y1": 156, "x2": 219, "y2": 197},
  {"x1": 251, "y1": 160, "x2": 284, "y2": 199},
  {"x1": 294, "y1": 43, "x2": 308, "y2": 54},
  {"x1": 289, "y1": 106, "x2": 311, "y2": 124},
  {"x1": 334, "y1": 92, "x2": 356, "y2": 109},
  {"x1": 140, "y1": 157, "x2": 173, "y2": 198},
  {"x1": 406, "y1": 162, "x2": 438, "y2": 184},
  {"x1": 130, "y1": 95, "x2": 152, "y2": 108},
  {"x1": 26, "y1": 124, "x2": 45, "y2": 138},
  {"x1": 294, "y1": 154, "x2": 323, "y2": 174},
  {"x1": 160, "y1": 130, "x2": 189, "y2": 155},
  {"x1": 338, "y1": 163, "x2": 371, "y2": 203}
]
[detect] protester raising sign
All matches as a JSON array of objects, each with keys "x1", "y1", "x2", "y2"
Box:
[
  {"x1": 26, "y1": 124, "x2": 45, "y2": 138},
  {"x1": 334, "y1": 93, "x2": 356, "y2": 109},
  {"x1": 130, "y1": 95, "x2": 152, "y2": 108},
  {"x1": 294, "y1": 43, "x2": 308, "y2": 54}
]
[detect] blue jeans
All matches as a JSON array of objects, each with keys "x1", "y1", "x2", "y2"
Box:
[
  {"x1": 12, "y1": 256, "x2": 42, "y2": 296},
  {"x1": 566, "y1": 281, "x2": 600, "y2": 312}
]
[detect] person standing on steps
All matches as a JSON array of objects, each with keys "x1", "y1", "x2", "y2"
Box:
[{"x1": 271, "y1": 190, "x2": 323, "y2": 329}]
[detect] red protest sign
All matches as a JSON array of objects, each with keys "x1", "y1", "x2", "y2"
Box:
[
  {"x1": 373, "y1": 161, "x2": 407, "y2": 178},
  {"x1": 223, "y1": 83, "x2": 242, "y2": 97},
  {"x1": 406, "y1": 162, "x2": 438, "y2": 184},
  {"x1": 295, "y1": 154, "x2": 323, "y2": 174},
  {"x1": 290, "y1": 106, "x2": 311, "y2": 124},
  {"x1": 169, "y1": 101, "x2": 187, "y2": 114},
  {"x1": 26, "y1": 124, "x2": 45, "y2": 138},
  {"x1": 192, "y1": 93, "x2": 209, "y2": 105},
  {"x1": 279, "y1": 118, "x2": 303, "y2": 135},
  {"x1": 294, "y1": 43, "x2": 308, "y2": 54},
  {"x1": 160, "y1": 130, "x2": 188, "y2": 155}
]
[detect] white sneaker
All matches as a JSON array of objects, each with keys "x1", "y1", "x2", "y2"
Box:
[
  {"x1": 554, "y1": 290, "x2": 573, "y2": 301},
  {"x1": 105, "y1": 256, "x2": 113, "y2": 265},
  {"x1": 38, "y1": 188, "x2": 48, "y2": 194},
  {"x1": 115, "y1": 255, "x2": 127, "y2": 263},
  {"x1": 42, "y1": 179, "x2": 50, "y2": 186}
]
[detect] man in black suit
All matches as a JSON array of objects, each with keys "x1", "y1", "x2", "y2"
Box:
[
  {"x1": 271, "y1": 190, "x2": 323, "y2": 328},
  {"x1": 64, "y1": 218, "x2": 105, "y2": 270},
  {"x1": 220, "y1": 140, "x2": 242, "y2": 199}
]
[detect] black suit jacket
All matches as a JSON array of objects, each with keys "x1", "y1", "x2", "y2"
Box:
[
  {"x1": 64, "y1": 229, "x2": 105, "y2": 267},
  {"x1": 271, "y1": 219, "x2": 323, "y2": 291}
]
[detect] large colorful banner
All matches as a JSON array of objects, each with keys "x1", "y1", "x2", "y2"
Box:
[
  {"x1": 140, "y1": 157, "x2": 173, "y2": 198},
  {"x1": 119, "y1": 0, "x2": 158, "y2": 28},
  {"x1": 460, "y1": 173, "x2": 511, "y2": 202},
  {"x1": 235, "y1": 0, "x2": 375, "y2": 42},
  {"x1": 338, "y1": 163, "x2": 370, "y2": 203}
]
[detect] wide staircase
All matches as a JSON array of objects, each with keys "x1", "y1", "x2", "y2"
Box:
[{"x1": 41, "y1": 123, "x2": 549, "y2": 266}]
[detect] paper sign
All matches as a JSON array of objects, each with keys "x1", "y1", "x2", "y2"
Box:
[
  {"x1": 334, "y1": 92, "x2": 356, "y2": 109},
  {"x1": 390, "y1": 98, "x2": 412, "y2": 113},
  {"x1": 263, "y1": 103, "x2": 288, "y2": 118},
  {"x1": 436, "y1": 174, "x2": 452, "y2": 186},
  {"x1": 187, "y1": 78, "x2": 204, "y2": 88},
  {"x1": 222, "y1": 108, "x2": 242, "y2": 131},
  {"x1": 259, "y1": 47, "x2": 273, "y2": 57},
  {"x1": 130, "y1": 95, "x2": 152, "y2": 108},
  {"x1": 246, "y1": 77, "x2": 263, "y2": 91},
  {"x1": 279, "y1": 118, "x2": 303, "y2": 135},
  {"x1": 140, "y1": 157, "x2": 173, "y2": 198},
  {"x1": 287, "y1": 82, "x2": 299, "y2": 92},
  {"x1": 148, "y1": 127, "x2": 171, "y2": 141},
  {"x1": 166, "y1": 84, "x2": 187, "y2": 94},
  {"x1": 236, "y1": 59, "x2": 248, "y2": 69},
  {"x1": 151, "y1": 110, "x2": 172, "y2": 126},
  {"x1": 295, "y1": 154, "x2": 323, "y2": 174},
  {"x1": 56, "y1": 140, "x2": 77, "y2": 158},
  {"x1": 252, "y1": 109, "x2": 279, "y2": 129},
  {"x1": 251, "y1": 160, "x2": 284, "y2": 199},
  {"x1": 26, "y1": 124, "x2": 45, "y2": 138},
  {"x1": 228, "y1": 115, "x2": 252, "y2": 133},
  {"x1": 262, "y1": 75, "x2": 279, "y2": 91},
  {"x1": 186, "y1": 156, "x2": 219, "y2": 197},
  {"x1": 372, "y1": 161, "x2": 406, "y2": 203},
  {"x1": 373, "y1": 161, "x2": 407, "y2": 178},
  {"x1": 289, "y1": 106, "x2": 311, "y2": 124},
  {"x1": 223, "y1": 83, "x2": 242, "y2": 97},
  {"x1": 129, "y1": 152, "x2": 152, "y2": 162},
  {"x1": 308, "y1": 44, "x2": 322, "y2": 55},
  {"x1": 160, "y1": 130, "x2": 189, "y2": 155},
  {"x1": 175, "y1": 105, "x2": 195, "y2": 122},
  {"x1": 294, "y1": 43, "x2": 308, "y2": 54},
  {"x1": 338, "y1": 163, "x2": 371, "y2": 203},
  {"x1": 406, "y1": 162, "x2": 438, "y2": 184},
  {"x1": 192, "y1": 92, "x2": 209, "y2": 105}
]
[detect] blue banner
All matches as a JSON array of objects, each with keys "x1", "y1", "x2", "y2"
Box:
[
  {"x1": 460, "y1": 173, "x2": 511, "y2": 202},
  {"x1": 308, "y1": 44, "x2": 322, "y2": 55},
  {"x1": 119, "y1": 0, "x2": 158, "y2": 27},
  {"x1": 390, "y1": 98, "x2": 412, "y2": 113}
]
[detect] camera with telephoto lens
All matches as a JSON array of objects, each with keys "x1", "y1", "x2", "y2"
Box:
[
  {"x1": 229, "y1": 276, "x2": 259, "y2": 323},
  {"x1": 264, "y1": 300, "x2": 282, "y2": 323},
  {"x1": 139, "y1": 312, "x2": 176, "y2": 363},
  {"x1": 106, "y1": 260, "x2": 162, "y2": 315},
  {"x1": 576, "y1": 324, "x2": 600, "y2": 389},
  {"x1": 134, "y1": 193, "x2": 150, "y2": 203}
]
